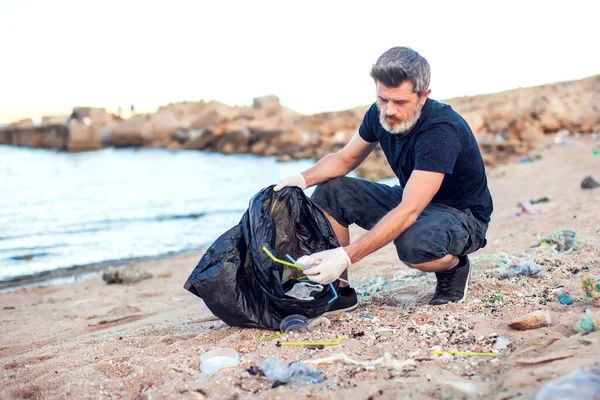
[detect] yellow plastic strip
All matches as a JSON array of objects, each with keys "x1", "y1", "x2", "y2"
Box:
[
  {"x1": 282, "y1": 334, "x2": 346, "y2": 347},
  {"x1": 430, "y1": 351, "x2": 500, "y2": 356},
  {"x1": 262, "y1": 246, "x2": 306, "y2": 270},
  {"x1": 257, "y1": 332, "x2": 287, "y2": 341}
]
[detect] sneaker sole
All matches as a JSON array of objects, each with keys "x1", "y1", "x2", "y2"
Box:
[
  {"x1": 323, "y1": 302, "x2": 359, "y2": 316},
  {"x1": 456, "y1": 261, "x2": 472, "y2": 303}
]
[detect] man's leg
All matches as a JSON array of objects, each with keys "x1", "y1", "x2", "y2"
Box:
[
  {"x1": 393, "y1": 203, "x2": 488, "y2": 305},
  {"x1": 403, "y1": 254, "x2": 459, "y2": 273},
  {"x1": 311, "y1": 177, "x2": 403, "y2": 288},
  {"x1": 311, "y1": 177, "x2": 403, "y2": 312}
]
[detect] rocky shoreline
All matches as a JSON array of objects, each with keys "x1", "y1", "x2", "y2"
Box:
[{"x1": 1, "y1": 75, "x2": 598, "y2": 180}]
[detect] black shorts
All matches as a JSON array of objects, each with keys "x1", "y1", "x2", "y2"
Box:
[{"x1": 311, "y1": 177, "x2": 488, "y2": 264}]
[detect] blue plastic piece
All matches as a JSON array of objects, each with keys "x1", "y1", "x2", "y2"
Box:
[{"x1": 558, "y1": 293, "x2": 573, "y2": 305}]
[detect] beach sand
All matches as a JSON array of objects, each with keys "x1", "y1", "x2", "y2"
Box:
[{"x1": 1, "y1": 139, "x2": 599, "y2": 399}]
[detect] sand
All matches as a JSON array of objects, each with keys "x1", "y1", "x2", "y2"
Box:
[{"x1": 1, "y1": 138, "x2": 600, "y2": 399}]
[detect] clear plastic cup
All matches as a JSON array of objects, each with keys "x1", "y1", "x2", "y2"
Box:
[
  {"x1": 279, "y1": 314, "x2": 311, "y2": 333},
  {"x1": 200, "y1": 348, "x2": 240, "y2": 374}
]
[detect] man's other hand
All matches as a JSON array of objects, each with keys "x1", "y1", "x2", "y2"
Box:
[
  {"x1": 301, "y1": 247, "x2": 351, "y2": 284},
  {"x1": 273, "y1": 174, "x2": 307, "y2": 192}
]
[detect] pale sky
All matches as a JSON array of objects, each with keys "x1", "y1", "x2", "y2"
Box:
[{"x1": 1, "y1": 0, "x2": 599, "y2": 123}]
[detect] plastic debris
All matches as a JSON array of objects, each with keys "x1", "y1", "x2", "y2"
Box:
[
  {"x1": 284, "y1": 282, "x2": 323, "y2": 300},
  {"x1": 557, "y1": 293, "x2": 573, "y2": 305},
  {"x1": 573, "y1": 310, "x2": 597, "y2": 334},
  {"x1": 305, "y1": 352, "x2": 416, "y2": 370},
  {"x1": 200, "y1": 348, "x2": 240, "y2": 374},
  {"x1": 535, "y1": 366, "x2": 600, "y2": 400},
  {"x1": 279, "y1": 314, "x2": 311, "y2": 333},
  {"x1": 581, "y1": 276, "x2": 600, "y2": 307},
  {"x1": 357, "y1": 277, "x2": 389, "y2": 296},
  {"x1": 495, "y1": 336, "x2": 511, "y2": 351},
  {"x1": 532, "y1": 229, "x2": 578, "y2": 253},
  {"x1": 282, "y1": 334, "x2": 346, "y2": 348},
  {"x1": 530, "y1": 197, "x2": 550, "y2": 204},
  {"x1": 494, "y1": 254, "x2": 545, "y2": 279},
  {"x1": 513, "y1": 200, "x2": 539, "y2": 217},
  {"x1": 260, "y1": 357, "x2": 323, "y2": 386},
  {"x1": 308, "y1": 316, "x2": 331, "y2": 329}
]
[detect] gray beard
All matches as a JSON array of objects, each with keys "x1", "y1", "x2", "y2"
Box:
[{"x1": 378, "y1": 104, "x2": 422, "y2": 135}]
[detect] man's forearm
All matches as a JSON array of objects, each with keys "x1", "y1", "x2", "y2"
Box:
[
  {"x1": 344, "y1": 203, "x2": 418, "y2": 263},
  {"x1": 301, "y1": 153, "x2": 353, "y2": 188}
]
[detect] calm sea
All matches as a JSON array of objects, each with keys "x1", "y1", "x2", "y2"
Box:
[{"x1": 0, "y1": 146, "x2": 315, "y2": 286}]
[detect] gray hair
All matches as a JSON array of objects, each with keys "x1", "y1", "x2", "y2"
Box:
[{"x1": 370, "y1": 47, "x2": 431, "y2": 95}]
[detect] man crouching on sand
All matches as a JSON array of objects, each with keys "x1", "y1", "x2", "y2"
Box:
[{"x1": 273, "y1": 46, "x2": 493, "y2": 311}]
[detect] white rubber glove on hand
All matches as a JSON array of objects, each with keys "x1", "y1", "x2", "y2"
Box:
[
  {"x1": 301, "y1": 247, "x2": 351, "y2": 285},
  {"x1": 273, "y1": 174, "x2": 307, "y2": 192}
]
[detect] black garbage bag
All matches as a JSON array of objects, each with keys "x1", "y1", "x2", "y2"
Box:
[{"x1": 184, "y1": 186, "x2": 340, "y2": 330}]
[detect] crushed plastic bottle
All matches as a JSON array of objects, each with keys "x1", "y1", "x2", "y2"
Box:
[
  {"x1": 285, "y1": 282, "x2": 323, "y2": 300},
  {"x1": 260, "y1": 356, "x2": 323, "y2": 386},
  {"x1": 495, "y1": 254, "x2": 545, "y2": 279},
  {"x1": 535, "y1": 367, "x2": 600, "y2": 400}
]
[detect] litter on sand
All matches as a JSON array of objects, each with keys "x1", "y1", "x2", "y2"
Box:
[
  {"x1": 282, "y1": 334, "x2": 346, "y2": 348},
  {"x1": 305, "y1": 352, "x2": 416, "y2": 371}
]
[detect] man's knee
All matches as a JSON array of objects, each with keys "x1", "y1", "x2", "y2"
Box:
[
  {"x1": 311, "y1": 177, "x2": 351, "y2": 202},
  {"x1": 394, "y1": 226, "x2": 448, "y2": 265}
]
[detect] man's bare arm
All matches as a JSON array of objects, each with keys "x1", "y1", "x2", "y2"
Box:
[
  {"x1": 344, "y1": 170, "x2": 445, "y2": 263},
  {"x1": 301, "y1": 133, "x2": 377, "y2": 188}
]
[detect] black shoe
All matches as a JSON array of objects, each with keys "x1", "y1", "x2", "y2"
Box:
[
  {"x1": 324, "y1": 286, "x2": 358, "y2": 315},
  {"x1": 428, "y1": 256, "x2": 471, "y2": 306}
]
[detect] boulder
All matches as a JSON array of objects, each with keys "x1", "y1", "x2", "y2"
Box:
[
  {"x1": 112, "y1": 115, "x2": 154, "y2": 147},
  {"x1": 253, "y1": 95, "x2": 281, "y2": 116},
  {"x1": 184, "y1": 130, "x2": 215, "y2": 150},
  {"x1": 151, "y1": 110, "x2": 187, "y2": 144},
  {"x1": 214, "y1": 129, "x2": 251, "y2": 154},
  {"x1": 189, "y1": 102, "x2": 234, "y2": 130},
  {"x1": 68, "y1": 124, "x2": 102, "y2": 152},
  {"x1": 41, "y1": 115, "x2": 68, "y2": 126}
]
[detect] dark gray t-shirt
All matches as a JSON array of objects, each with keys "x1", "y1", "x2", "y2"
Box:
[{"x1": 359, "y1": 98, "x2": 493, "y2": 223}]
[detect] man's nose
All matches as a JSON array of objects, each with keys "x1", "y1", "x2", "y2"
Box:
[{"x1": 386, "y1": 102, "x2": 396, "y2": 115}]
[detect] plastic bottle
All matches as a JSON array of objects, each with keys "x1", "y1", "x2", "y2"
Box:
[
  {"x1": 535, "y1": 367, "x2": 600, "y2": 400},
  {"x1": 260, "y1": 357, "x2": 323, "y2": 386}
]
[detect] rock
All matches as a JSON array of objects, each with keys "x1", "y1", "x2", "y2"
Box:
[
  {"x1": 68, "y1": 124, "x2": 102, "y2": 152},
  {"x1": 102, "y1": 265, "x2": 152, "y2": 285},
  {"x1": 252, "y1": 95, "x2": 281, "y2": 116},
  {"x1": 581, "y1": 176, "x2": 600, "y2": 190},
  {"x1": 41, "y1": 115, "x2": 69, "y2": 126},
  {"x1": 354, "y1": 149, "x2": 395, "y2": 181},
  {"x1": 112, "y1": 115, "x2": 154, "y2": 147},
  {"x1": 151, "y1": 110, "x2": 187, "y2": 144},
  {"x1": 508, "y1": 310, "x2": 551, "y2": 331}
]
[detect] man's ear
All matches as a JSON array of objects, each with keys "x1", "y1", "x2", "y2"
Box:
[{"x1": 420, "y1": 89, "x2": 431, "y2": 105}]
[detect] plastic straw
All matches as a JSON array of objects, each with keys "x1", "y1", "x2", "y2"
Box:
[
  {"x1": 262, "y1": 246, "x2": 306, "y2": 270},
  {"x1": 282, "y1": 334, "x2": 346, "y2": 347}
]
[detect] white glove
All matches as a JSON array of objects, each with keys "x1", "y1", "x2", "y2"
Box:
[
  {"x1": 301, "y1": 247, "x2": 351, "y2": 285},
  {"x1": 273, "y1": 173, "x2": 307, "y2": 192}
]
